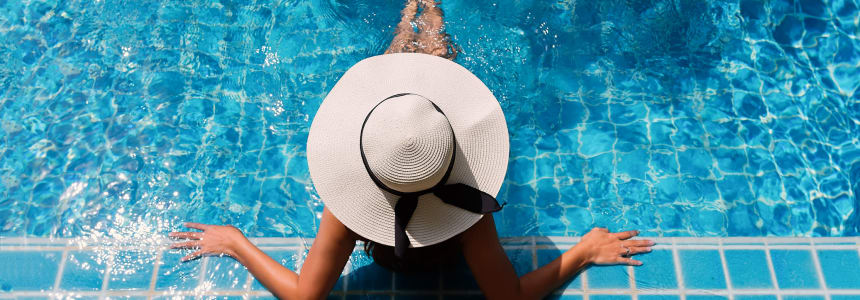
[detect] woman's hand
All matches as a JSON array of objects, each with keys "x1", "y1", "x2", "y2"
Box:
[
  {"x1": 573, "y1": 227, "x2": 654, "y2": 266},
  {"x1": 168, "y1": 222, "x2": 250, "y2": 261}
]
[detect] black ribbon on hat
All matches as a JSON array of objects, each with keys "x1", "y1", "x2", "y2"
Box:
[{"x1": 358, "y1": 93, "x2": 503, "y2": 258}]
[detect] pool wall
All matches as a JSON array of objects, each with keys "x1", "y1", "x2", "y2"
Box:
[{"x1": 2, "y1": 237, "x2": 860, "y2": 299}]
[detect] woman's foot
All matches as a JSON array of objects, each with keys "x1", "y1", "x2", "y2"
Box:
[
  {"x1": 416, "y1": 0, "x2": 458, "y2": 60},
  {"x1": 385, "y1": 0, "x2": 458, "y2": 60},
  {"x1": 385, "y1": 0, "x2": 419, "y2": 54}
]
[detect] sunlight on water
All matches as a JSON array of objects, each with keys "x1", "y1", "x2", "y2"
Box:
[
  {"x1": 0, "y1": 0, "x2": 856, "y2": 293},
  {"x1": 71, "y1": 209, "x2": 169, "y2": 275},
  {"x1": 0, "y1": 0, "x2": 857, "y2": 259}
]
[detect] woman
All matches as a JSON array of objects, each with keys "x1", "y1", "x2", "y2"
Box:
[{"x1": 169, "y1": 1, "x2": 653, "y2": 299}]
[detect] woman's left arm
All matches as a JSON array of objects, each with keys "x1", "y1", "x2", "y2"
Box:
[
  {"x1": 169, "y1": 208, "x2": 356, "y2": 300},
  {"x1": 460, "y1": 214, "x2": 653, "y2": 300}
]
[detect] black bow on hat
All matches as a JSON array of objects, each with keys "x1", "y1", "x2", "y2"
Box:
[{"x1": 358, "y1": 94, "x2": 504, "y2": 258}]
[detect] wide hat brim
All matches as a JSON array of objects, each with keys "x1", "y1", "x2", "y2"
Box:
[{"x1": 307, "y1": 53, "x2": 509, "y2": 247}]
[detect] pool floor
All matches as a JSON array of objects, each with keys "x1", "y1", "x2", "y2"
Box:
[{"x1": 2, "y1": 237, "x2": 860, "y2": 299}]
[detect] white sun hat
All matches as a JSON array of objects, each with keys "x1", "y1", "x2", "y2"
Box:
[{"x1": 307, "y1": 53, "x2": 509, "y2": 255}]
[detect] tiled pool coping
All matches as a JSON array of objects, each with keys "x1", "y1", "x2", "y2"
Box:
[{"x1": 2, "y1": 237, "x2": 860, "y2": 299}]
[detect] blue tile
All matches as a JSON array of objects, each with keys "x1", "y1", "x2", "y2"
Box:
[
  {"x1": 587, "y1": 265, "x2": 630, "y2": 289},
  {"x1": 818, "y1": 250, "x2": 860, "y2": 289},
  {"x1": 639, "y1": 296, "x2": 680, "y2": 300},
  {"x1": 0, "y1": 251, "x2": 61, "y2": 291},
  {"x1": 199, "y1": 297, "x2": 244, "y2": 300},
  {"x1": 155, "y1": 250, "x2": 202, "y2": 290},
  {"x1": 735, "y1": 296, "x2": 777, "y2": 300},
  {"x1": 442, "y1": 295, "x2": 484, "y2": 300},
  {"x1": 60, "y1": 251, "x2": 107, "y2": 291},
  {"x1": 394, "y1": 295, "x2": 437, "y2": 300},
  {"x1": 394, "y1": 270, "x2": 439, "y2": 290},
  {"x1": 678, "y1": 250, "x2": 726, "y2": 289},
  {"x1": 770, "y1": 250, "x2": 820, "y2": 289},
  {"x1": 537, "y1": 249, "x2": 583, "y2": 290},
  {"x1": 783, "y1": 296, "x2": 825, "y2": 300},
  {"x1": 506, "y1": 249, "x2": 534, "y2": 277},
  {"x1": 724, "y1": 250, "x2": 773, "y2": 289},
  {"x1": 107, "y1": 251, "x2": 156, "y2": 290},
  {"x1": 251, "y1": 250, "x2": 301, "y2": 290},
  {"x1": 545, "y1": 295, "x2": 584, "y2": 300},
  {"x1": 590, "y1": 295, "x2": 631, "y2": 300},
  {"x1": 831, "y1": 296, "x2": 860, "y2": 300},
  {"x1": 686, "y1": 296, "x2": 728, "y2": 300},
  {"x1": 634, "y1": 249, "x2": 677, "y2": 289},
  {"x1": 334, "y1": 274, "x2": 346, "y2": 292},
  {"x1": 204, "y1": 256, "x2": 250, "y2": 290},
  {"x1": 441, "y1": 257, "x2": 479, "y2": 290},
  {"x1": 393, "y1": 295, "x2": 440, "y2": 300}
]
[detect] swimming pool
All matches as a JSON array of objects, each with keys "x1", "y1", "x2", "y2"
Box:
[{"x1": 0, "y1": 0, "x2": 858, "y2": 297}]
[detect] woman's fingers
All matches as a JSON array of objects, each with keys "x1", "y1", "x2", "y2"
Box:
[
  {"x1": 590, "y1": 227, "x2": 609, "y2": 233},
  {"x1": 184, "y1": 222, "x2": 210, "y2": 231},
  {"x1": 624, "y1": 239, "x2": 655, "y2": 247},
  {"x1": 181, "y1": 250, "x2": 204, "y2": 262},
  {"x1": 620, "y1": 246, "x2": 652, "y2": 257},
  {"x1": 170, "y1": 241, "x2": 199, "y2": 249},
  {"x1": 612, "y1": 230, "x2": 640, "y2": 240},
  {"x1": 628, "y1": 246, "x2": 652, "y2": 255},
  {"x1": 168, "y1": 232, "x2": 203, "y2": 240},
  {"x1": 618, "y1": 257, "x2": 643, "y2": 266}
]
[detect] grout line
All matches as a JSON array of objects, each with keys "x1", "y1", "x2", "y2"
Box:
[
  {"x1": 810, "y1": 238, "x2": 831, "y2": 300},
  {"x1": 101, "y1": 254, "x2": 114, "y2": 300},
  {"x1": 341, "y1": 253, "x2": 350, "y2": 300},
  {"x1": 581, "y1": 263, "x2": 589, "y2": 300},
  {"x1": 244, "y1": 263, "x2": 254, "y2": 293},
  {"x1": 763, "y1": 239, "x2": 782, "y2": 300},
  {"x1": 53, "y1": 248, "x2": 69, "y2": 292},
  {"x1": 629, "y1": 264, "x2": 637, "y2": 300},
  {"x1": 438, "y1": 267, "x2": 443, "y2": 300},
  {"x1": 531, "y1": 236, "x2": 538, "y2": 271},
  {"x1": 4, "y1": 244, "x2": 856, "y2": 252},
  {"x1": 198, "y1": 256, "x2": 210, "y2": 294},
  {"x1": 148, "y1": 249, "x2": 163, "y2": 299},
  {"x1": 5, "y1": 234, "x2": 849, "y2": 245},
  {"x1": 672, "y1": 238, "x2": 686, "y2": 300},
  {"x1": 6, "y1": 243, "x2": 860, "y2": 252},
  {"x1": 718, "y1": 239, "x2": 734, "y2": 300},
  {"x1": 1, "y1": 246, "x2": 69, "y2": 251},
  {"x1": 2, "y1": 288, "x2": 854, "y2": 297}
]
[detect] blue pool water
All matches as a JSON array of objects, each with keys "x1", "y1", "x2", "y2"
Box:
[{"x1": 0, "y1": 0, "x2": 858, "y2": 246}]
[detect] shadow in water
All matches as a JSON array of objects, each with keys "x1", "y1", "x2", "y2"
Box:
[{"x1": 336, "y1": 237, "x2": 585, "y2": 298}]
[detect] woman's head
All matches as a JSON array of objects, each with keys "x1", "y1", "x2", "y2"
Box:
[{"x1": 306, "y1": 53, "x2": 509, "y2": 261}]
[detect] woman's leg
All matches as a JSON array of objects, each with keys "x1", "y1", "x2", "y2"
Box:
[
  {"x1": 385, "y1": 0, "x2": 419, "y2": 54},
  {"x1": 415, "y1": 0, "x2": 458, "y2": 60}
]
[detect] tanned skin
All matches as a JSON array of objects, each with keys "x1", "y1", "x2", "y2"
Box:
[
  {"x1": 384, "y1": 0, "x2": 459, "y2": 60},
  {"x1": 170, "y1": 208, "x2": 653, "y2": 300}
]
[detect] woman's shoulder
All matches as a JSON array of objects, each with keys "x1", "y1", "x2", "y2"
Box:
[{"x1": 459, "y1": 213, "x2": 499, "y2": 243}]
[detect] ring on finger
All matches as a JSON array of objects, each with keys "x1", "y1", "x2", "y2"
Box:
[{"x1": 623, "y1": 246, "x2": 631, "y2": 257}]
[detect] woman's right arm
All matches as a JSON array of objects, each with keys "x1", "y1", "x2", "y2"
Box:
[
  {"x1": 170, "y1": 208, "x2": 356, "y2": 300},
  {"x1": 461, "y1": 215, "x2": 654, "y2": 300}
]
